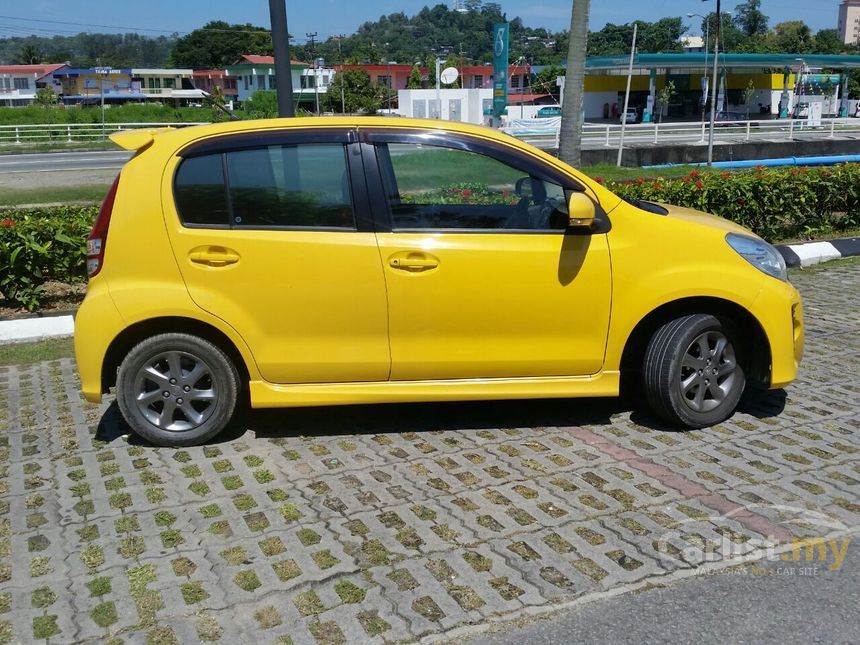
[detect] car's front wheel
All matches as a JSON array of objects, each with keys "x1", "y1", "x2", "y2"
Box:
[
  {"x1": 643, "y1": 314, "x2": 746, "y2": 428},
  {"x1": 116, "y1": 333, "x2": 239, "y2": 447}
]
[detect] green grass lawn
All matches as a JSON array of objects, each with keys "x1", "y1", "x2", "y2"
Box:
[
  {"x1": 0, "y1": 337, "x2": 74, "y2": 366},
  {"x1": 0, "y1": 141, "x2": 119, "y2": 155},
  {"x1": 0, "y1": 185, "x2": 109, "y2": 207}
]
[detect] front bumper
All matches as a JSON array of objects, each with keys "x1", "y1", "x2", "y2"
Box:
[{"x1": 752, "y1": 279, "x2": 804, "y2": 389}]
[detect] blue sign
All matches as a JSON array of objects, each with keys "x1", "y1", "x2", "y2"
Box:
[{"x1": 492, "y1": 23, "x2": 509, "y2": 119}]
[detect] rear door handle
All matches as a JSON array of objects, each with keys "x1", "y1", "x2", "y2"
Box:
[
  {"x1": 189, "y1": 248, "x2": 240, "y2": 267},
  {"x1": 389, "y1": 253, "x2": 439, "y2": 272}
]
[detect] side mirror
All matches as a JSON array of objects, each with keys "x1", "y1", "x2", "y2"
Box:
[{"x1": 568, "y1": 192, "x2": 597, "y2": 228}]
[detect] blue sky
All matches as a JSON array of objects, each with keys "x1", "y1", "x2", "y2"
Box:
[{"x1": 4, "y1": 0, "x2": 838, "y2": 44}]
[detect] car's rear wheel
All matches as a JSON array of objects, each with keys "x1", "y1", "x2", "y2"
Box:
[
  {"x1": 116, "y1": 333, "x2": 239, "y2": 447},
  {"x1": 643, "y1": 314, "x2": 745, "y2": 428}
]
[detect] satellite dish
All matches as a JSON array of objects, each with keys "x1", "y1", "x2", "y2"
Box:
[{"x1": 440, "y1": 67, "x2": 459, "y2": 85}]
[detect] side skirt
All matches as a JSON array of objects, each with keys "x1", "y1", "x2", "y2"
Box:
[{"x1": 249, "y1": 371, "x2": 620, "y2": 408}]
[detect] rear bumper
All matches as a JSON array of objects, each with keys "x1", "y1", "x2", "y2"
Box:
[{"x1": 74, "y1": 281, "x2": 124, "y2": 403}]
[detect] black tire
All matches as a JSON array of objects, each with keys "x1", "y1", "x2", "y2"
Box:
[
  {"x1": 643, "y1": 314, "x2": 746, "y2": 428},
  {"x1": 116, "y1": 333, "x2": 240, "y2": 447}
]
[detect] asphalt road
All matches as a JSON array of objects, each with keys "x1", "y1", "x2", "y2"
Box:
[
  {"x1": 469, "y1": 542, "x2": 860, "y2": 645},
  {"x1": 0, "y1": 150, "x2": 133, "y2": 174}
]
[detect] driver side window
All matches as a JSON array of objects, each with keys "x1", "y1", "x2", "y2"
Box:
[{"x1": 376, "y1": 143, "x2": 568, "y2": 231}]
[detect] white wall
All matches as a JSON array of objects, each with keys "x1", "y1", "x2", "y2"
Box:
[
  {"x1": 397, "y1": 88, "x2": 493, "y2": 124},
  {"x1": 583, "y1": 91, "x2": 620, "y2": 119}
]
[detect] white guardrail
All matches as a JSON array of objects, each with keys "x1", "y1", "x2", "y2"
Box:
[
  {"x1": 0, "y1": 122, "x2": 208, "y2": 145},
  {"x1": 503, "y1": 117, "x2": 860, "y2": 150}
]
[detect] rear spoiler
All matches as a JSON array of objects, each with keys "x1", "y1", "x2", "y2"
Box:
[{"x1": 109, "y1": 127, "x2": 174, "y2": 152}]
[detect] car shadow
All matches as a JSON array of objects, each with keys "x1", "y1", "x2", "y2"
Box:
[{"x1": 94, "y1": 387, "x2": 789, "y2": 447}]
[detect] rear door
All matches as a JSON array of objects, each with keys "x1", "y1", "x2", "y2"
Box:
[{"x1": 162, "y1": 128, "x2": 391, "y2": 384}]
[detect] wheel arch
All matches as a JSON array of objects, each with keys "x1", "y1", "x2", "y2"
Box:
[
  {"x1": 101, "y1": 316, "x2": 252, "y2": 394},
  {"x1": 618, "y1": 296, "x2": 772, "y2": 392}
]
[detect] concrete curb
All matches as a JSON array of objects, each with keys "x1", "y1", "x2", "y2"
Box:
[
  {"x1": 777, "y1": 237, "x2": 860, "y2": 268},
  {"x1": 0, "y1": 314, "x2": 74, "y2": 345}
]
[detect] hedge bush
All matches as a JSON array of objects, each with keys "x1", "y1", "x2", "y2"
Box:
[
  {"x1": 599, "y1": 164, "x2": 860, "y2": 242},
  {"x1": 1, "y1": 165, "x2": 858, "y2": 312},
  {"x1": 0, "y1": 206, "x2": 96, "y2": 311}
]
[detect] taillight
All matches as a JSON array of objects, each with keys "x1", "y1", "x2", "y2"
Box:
[{"x1": 86, "y1": 175, "x2": 120, "y2": 278}]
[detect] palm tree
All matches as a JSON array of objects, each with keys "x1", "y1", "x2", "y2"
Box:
[
  {"x1": 17, "y1": 45, "x2": 42, "y2": 65},
  {"x1": 559, "y1": 0, "x2": 590, "y2": 168}
]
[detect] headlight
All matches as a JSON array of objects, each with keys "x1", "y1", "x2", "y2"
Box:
[{"x1": 726, "y1": 233, "x2": 787, "y2": 281}]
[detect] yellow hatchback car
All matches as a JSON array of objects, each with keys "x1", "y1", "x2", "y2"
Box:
[{"x1": 74, "y1": 117, "x2": 804, "y2": 446}]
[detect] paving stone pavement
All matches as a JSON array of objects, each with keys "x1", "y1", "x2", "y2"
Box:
[{"x1": 1, "y1": 261, "x2": 858, "y2": 644}]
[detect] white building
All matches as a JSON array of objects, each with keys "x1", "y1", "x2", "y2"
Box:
[
  {"x1": 0, "y1": 64, "x2": 66, "y2": 106},
  {"x1": 396, "y1": 88, "x2": 494, "y2": 124},
  {"x1": 838, "y1": 0, "x2": 860, "y2": 45},
  {"x1": 681, "y1": 36, "x2": 706, "y2": 53}
]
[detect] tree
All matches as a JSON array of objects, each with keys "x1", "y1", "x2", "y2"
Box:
[
  {"x1": 406, "y1": 64, "x2": 423, "y2": 89},
  {"x1": 241, "y1": 90, "x2": 279, "y2": 119},
  {"x1": 741, "y1": 80, "x2": 756, "y2": 118},
  {"x1": 206, "y1": 85, "x2": 229, "y2": 122},
  {"x1": 734, "y1": 0, "x2": 769, "y2": 37},
  {"x1": 33, "y1": 87, "x2": 58, "y2": 108},
  {"x1": 813, "y1": 29, "x2": 845, "y2": 55},
  {"x1": 774, "y1": 21, "x2": 813, "y2": 54},
  {"x1": 17, "y1": 45, "x2": 42, "y2": 64},
  {"x1": 534, "y1": 64, "x2": 565, "y2": 100},
  {"x1": 322, "y1": 68, "x2": 382, "y2": 114},
  {"x1": 171, "y1": 21, "x2": 273, "y2": 69},
  {"x1": 656, "y1": 80, "x2": 676, "y2": 122},
  {"x1": 559, "y1": 0, "x2": 590, "y2": 168}
]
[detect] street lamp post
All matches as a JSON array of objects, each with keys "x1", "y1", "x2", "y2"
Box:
[
  {"x1": 94, "y1": 66, "x2": 111, "y2": 140},
  {"x1": 687, "y1": 12, "x2": 710, "y2": 123},
  {"x1": 268, "y1": 0, "x2": 295, "y2": 117},
  {"x1": 704, "y1": 0, "x2": 722, "y2": 167}
]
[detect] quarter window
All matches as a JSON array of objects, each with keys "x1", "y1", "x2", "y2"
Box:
[
  {"x1": 174, "y1": 154, "x2": 230, "y2": 226},
  {"x1": 376, "y1": 143, "x2": 569, "y2": 231}
]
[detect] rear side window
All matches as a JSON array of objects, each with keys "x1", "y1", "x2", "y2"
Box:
[
  {"x1": 174, "y1": 155, "x2": 230, "y2": 226},
  {"x1": 174, "y1": 143, "x2": 355, "y2": 230},
  {"x1": 227, "y1": 144, "x2": 354, "y2": 228}
]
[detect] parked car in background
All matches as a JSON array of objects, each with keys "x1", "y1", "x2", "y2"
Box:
[
  {"x1": 536, "y1": 106, "x2": 562, "y2": 118},
  {"x1": 620, "y1": 108, "x2": 639, "y2": 124},
  {"x1": 75, "y1": 117, "x2": 803, "y2": 446}
]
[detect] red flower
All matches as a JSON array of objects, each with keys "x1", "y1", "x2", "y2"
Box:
[
  {"x1": 594, "y1": 176, "x2": 604, "y2": 184},
  {"x1": 461, "y1": 189, "x2": 472, "y2": 197},
  {"x1": 1, "y1": 218, "x2": 13, "y2": 228},
  {"x1": 689, "y1": 171, "x2": 700, "y2": 178},
  {"x1": 636, "y1": 178, "x2": 645, "y2": 185},
  {"x1": 652, "y1": 183, "x2": 663, "y2": 190},
  {"x1": 695, "y1": 180, "x2": 705, "y2": 190},
  {"x1": 789, "y1": 168, "x2": 799, "y2": 176},
  {"x1": 756, "y1": 164, "x2": 766, "y2": 170},
  {"x1": 721, "y1": 172, "x2": 732, "y2": 179}
]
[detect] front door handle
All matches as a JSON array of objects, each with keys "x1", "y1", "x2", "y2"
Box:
[
  {"x1": 189, "y1": 247, "x2": 240, "y2": 267},
  {"x1": 388, "y1": 253, "x2": 439, "y2": 272}
]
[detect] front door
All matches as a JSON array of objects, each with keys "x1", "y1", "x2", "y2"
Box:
[
  {"x1": 363, "y1": 131, "x2": 612, "y2": 381},
  {"x1": 162, "y1": 130, "x2": 390, "y2": 384}
]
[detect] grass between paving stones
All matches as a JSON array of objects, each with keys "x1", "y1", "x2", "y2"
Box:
[{"x1": 0, "y1": 337, "x2": 74, "y2": 366}]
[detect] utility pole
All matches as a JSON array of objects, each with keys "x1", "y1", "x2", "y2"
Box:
[
  {"x1": 335, "y1": 34, "x2": 346, "y2": 113},
  {"x1": 706, "y1": 0, "x2": 721, "y2": 166},
  {"x1": 306, "y1": 32, "x2": 318, "y2": 115},
  {"x1": 268, "y1": 0, "x2": 295, "y2": 117},
  {"x1": 559, "y1": 0, "x2": 591, "y2": 167},
  {"x1": 617, "y1": 22, "x2": 638, "y2": 167}
]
